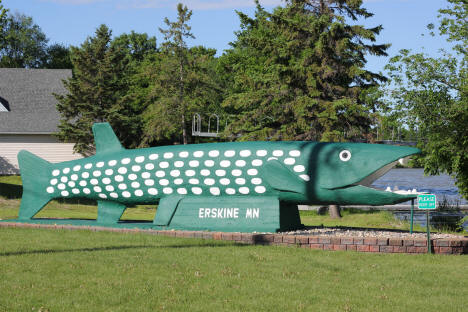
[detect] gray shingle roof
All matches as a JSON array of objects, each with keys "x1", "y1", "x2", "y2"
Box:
[{"x1": 0, "y1": 68, "x2": 71, "y2": 133}]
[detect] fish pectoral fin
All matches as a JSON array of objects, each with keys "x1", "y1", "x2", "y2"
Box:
[
  {"x1": 153, "y1": 196, "x2": 184, "y2": 226},
  {"x1": 92, "y1": 123, "x2": 124, "y2": 154},
  {"x1": 97, "y1": 200, "x2": 126, "y2": 224},
  {"x1": 260, "y1": 159, "x2": 305, "y2": 193}
]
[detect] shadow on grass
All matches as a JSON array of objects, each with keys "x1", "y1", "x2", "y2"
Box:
[
  {"x1": 0, "y1": 183, "x2": 22, "y2": 199},
  {"x1": 0, "y1": 242, "x2": 246, "y2": 257}
]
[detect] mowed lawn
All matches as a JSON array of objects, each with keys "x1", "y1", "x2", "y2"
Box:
[{"x1": 0, "y1": 227, "x2": 467, "y2": 312}]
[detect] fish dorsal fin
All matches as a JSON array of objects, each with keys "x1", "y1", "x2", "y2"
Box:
[
  {"x1": 260, "y1": 159, "x2": 305, "y2": 194},
  {"x1": 92, "y1": 122, "x2": 124, "y2": 154}
]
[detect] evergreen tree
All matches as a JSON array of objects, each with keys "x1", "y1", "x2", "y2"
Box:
[
  {"x1": 141, "y1": 3, "x2": 222, "y2": 145},
  {"x1": 220, "y1": 0, "x2": 388, "y2": 141},
  {"x1": 55, "y1": 25, "x2": 141, "y2": 155}
]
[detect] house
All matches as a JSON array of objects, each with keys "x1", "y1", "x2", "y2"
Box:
[{"x1": 0, "y1": 68, "x2": 82, "y2": 175}]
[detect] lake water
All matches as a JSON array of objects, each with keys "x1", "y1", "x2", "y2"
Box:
[{"x1": 371, "y1": 168, "x2": 467, "y2": 205}]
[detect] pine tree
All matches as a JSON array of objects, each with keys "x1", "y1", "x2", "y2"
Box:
[
  {"x1": 220, "y1": 0, "x2": 388, "y2": 142},
  {"x1": 55, "y1": 25, "x2": 141, "y2": 155}
]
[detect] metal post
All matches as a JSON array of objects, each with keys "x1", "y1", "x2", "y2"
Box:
[
  {"x1": 426, "y1": 210, "x2": 431, "y2": 254},
  {"x1": 410, "y1": 199, "x2": 414, "y2": 234}
]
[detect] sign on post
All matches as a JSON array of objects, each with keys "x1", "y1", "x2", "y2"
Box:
[{"x1": 417, "y1": 194, "x2": 437, "y2": 209}]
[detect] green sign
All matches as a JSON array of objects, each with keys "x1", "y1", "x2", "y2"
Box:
[{"x1": 417, "y1": 194, "x2": 437, "y2": 209}]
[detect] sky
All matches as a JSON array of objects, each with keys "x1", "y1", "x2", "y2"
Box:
[{"x1": 2, "y1": 0, "x2": 455, "y2": 74}]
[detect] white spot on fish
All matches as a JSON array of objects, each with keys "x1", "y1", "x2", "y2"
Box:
[
  {"x1": 79, "y1": 181, "x2": 87, "y2": 187},
  {"x1": 255, "y1": 186, "x2": 266, "y2": 193},
  {"x1": 192, "y1": 187, "x2": 202, "y2": 195},
  {"x1": 208, "y1": 150, "x2": 219, "y2": 157},
  {"x1": 204, "y1": 160, "x2": 215, "y2": 167},
  {"x1": 224, "y1": 150, "x2": 235, "y2": 157},
  {"x1": 189, "y1": 178, "x2": 199, "y2": 185},
  {"x1": 294, "y1": 165, "x2": 305, "y2": 172},
  {"x1": 118, "y1": 184, "x2": 127, "y2": 190},
  {"x1": 163, "y1": 187, "x2": 173, "y2": 194},
  {"x1": 73, "y1": 165, "x2": 81, "y2": 171},
  {"x1": 210, "y1": 187, "x2": 220, "y2": 195},
  {"x1": 232, "y1": 169, "x2": 242, "y2": 177},
  {"x1": 68, "y1": 181, "x2": 75, "y2": 187},
  {"x1": 63, "y1": 168, "x2": 70, "y2": 174},
  {"x1": 102, "y1": 178, "x2": 111, "y2": 184},
  {"x1": 185, "y1": 170, "x2": 196, "y2": 177},
  {"x1": 267, "y1": 157, "x2": 278, "y2": 161},
  {"x1": 99, "y1": 194, "x2": 107, "y2": 199},
  {"x1": 235, "y1": 160, "x2": 246, "y2": 167},
  {"x1": 132, "y1": 165, "x2": 141, "y2": 172},
  {"x1": 60, "y1": 176, "x2": 68, "y2": 183},
  {"x1": 163, "y1": 152, "x2": 173, "y2": 159},
  {"x1": 96, "y1": 162, "x2": 104, "y2": 168},
  {"x1": 159, "y1": 161, "x2": 169, "y2": 168},
  {"x1": 155, "y1": 171, "x2": 165, "y2": 178},
  {"x1": 149, "y1": 154, "x2": 158, "y2": 160},
  {"x1": 240, "y1": 150, "x2": 251, "y2": 157},
  {"x1": 122, "y1": 191, "x2": 131, "y2": 198},
  {"x1": 71, "y1": 174, "x2": 78, "y2": 181},
  {"x1": 118, "y1": 167, "x2": 127, "y2": 174},
  {"x1": 83, "y1": 188, "x2": 91, "y2": 194},
  {"x1": 46, "y1": 187, "x2": 54, "y2": 193},
  {"x1": 90, "y1": 179, "x2": 98, "y2": 185},
  {"x1": 220, "y1": 178, "x2": 230, "y2": 185},
  {"x1": 299, "y1": 174, "x2": 310, "y2": 181},
  {"x1": 105, "y1": 185, "x2": 114, "y2": 192},
  {"x1": 135, "y1": 156, "x2": 145, "y2": 163},
  {"x1": 273, "y1": 150, "x2": 283, "y2": 157},
  {"x1": 159, "y1": 179, "x2": 169, "y2": 186},
  {"x1": 135, "y1": 190, "x2": 143, "y2": 197},
  {"x1": 145, "y1": 163, "x2": 154, "y2": 170},
  {"x1": 252, "y1": 159, "x2": 263, "y2": 166},
  {"x1": 148, "y1": 188, "x2": 158, "y2": 195},
  {"x1": 177, "y1": 188, "x2": 187, "y2": 195},
  {"x1": 58, "y1": 182, "x2": 67, "y2": 189},
  {"x1": 247, "y1": 169, "x2": 258, "y2": 176},
  {"x1": 251, "y1": 178, "x2": 262, "y2": 185},
  {"x1": 289, "y1": 150, "x2": 301, "y2": 157},
  {"x1": 50, "y1": 179, "x2": 58, "y2": 185},
  {"x1": 105, "y1": 169, "x2": 113, "y2": 176},
  {"x1": 284, "y1": 158, "x2": 295, "y2": 165},
  {"x1": 226, "y1": 188, "x2": 235, "y2": 195},
  {"x1": 141, "y1": 172, "x2": 151, "y2": 179},
  {"x1": 215, "y1": 169, "x2": 226, "y2": 177},
  {"x1": 256, "y1": 150, "x2": 267, "y2": 157},
  {"x1": 82, "y1": 172, "x2": 90, "y2": 179},
  {"x1": 52, "y1": 169, "x2": 60, "y2": 176},
  {"x1": 131, "y1": 182, "x2": 140, "y2": 188},
  {"x1": 84, "y1": 163, "x2": 92, "y2": 169},
  {"x1": 200, "y1": 169, "x2": 210, "y2": 176},
  {"x1": 193, "y1": 151, "x2": 204, "y2": 158},
  {"x1": 115, "y1": 175, "x2": 124, "y2": 182},
  {"x1": 93, "y1": 186, "x2": 102, "y2": 193},
  {"x1": 93, "y1": 170, "x2": 101, "y2": 177},
  {"x1": 144, "y1": 179, "x2": 154, "y2": 186},
  {"x1": 179, "y1": 151, "x2": 189, "y2": 158},
  {"x1": 235, "y1": 178, "x2": 245, "y2": 185},
  {"x1": 204, "y1": 178, "x2": 215, "y2": 185},
  {"x1": 220, "y1": 160, "x2": 231, "y2": 167},
  {"x1": 61, "y1": 190, "x2": 69, "y2": 197},
  {"x1": 239, "y1": 187, "x2": 250, "y2": 194},
  {"x1": 72, "y1": 188, "x2": 80, "y2": 194},
  {"x1": 174, "y1": 178, "x2": 183, "y2": 185},
  {"x1": 110, "y1": 192, "x2": 118, "y2": 198},
  {"x1": 121, "y1": 158, "x2": 131, "y2": 164},
  {"x1": 108, "y1": 160, "x2": 117, "y2": 166},
  {"x1": 174, "y1": 161, "x2": 184, "y2": 168},
  {"x1": 189, "y1": 160, "x2": 199, "y2": 167}
]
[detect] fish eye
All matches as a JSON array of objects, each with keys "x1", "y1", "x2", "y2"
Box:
[{"x1": 339, "y1": 150, "x2": 351, "y2": 162}]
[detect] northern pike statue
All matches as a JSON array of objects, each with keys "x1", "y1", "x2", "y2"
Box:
[{"x1": 15, "y1": 123, "x2": 420, "y2": 232}]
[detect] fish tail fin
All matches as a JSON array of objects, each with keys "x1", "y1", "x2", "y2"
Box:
[{"x1": 17, "y1": 150, "x2": 53, "y2": 220}]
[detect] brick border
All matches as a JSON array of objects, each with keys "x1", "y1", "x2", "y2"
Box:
[{"x1": 1, "y1": 222, "x2": 467, "y2": 255}]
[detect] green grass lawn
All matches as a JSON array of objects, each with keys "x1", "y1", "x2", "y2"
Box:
[{"x1": 0, "y1": 227, "x2": 467, "y2": 312}]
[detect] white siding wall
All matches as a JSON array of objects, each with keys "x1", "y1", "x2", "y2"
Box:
[{"x1": 0, "y1": 134, "x2": 83, "y2": 174}]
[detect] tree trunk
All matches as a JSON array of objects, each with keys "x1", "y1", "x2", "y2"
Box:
[
  {"x1": 181, "y1": 114, "x2": 187, "y2": 145},
  {"x1": 329, "y1": 205, "x2": 342, "y2": 219}
]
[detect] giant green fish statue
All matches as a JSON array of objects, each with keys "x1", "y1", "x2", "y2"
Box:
[{"x1": 14, "y1": 123, "x2": 420, "y2": 232}]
